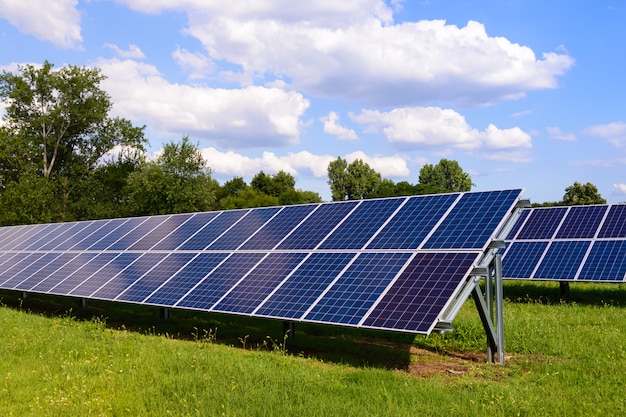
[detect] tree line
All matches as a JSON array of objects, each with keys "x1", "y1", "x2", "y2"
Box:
[{"x1": 0, "y1": 62, "x2": 607, "y2": 226}]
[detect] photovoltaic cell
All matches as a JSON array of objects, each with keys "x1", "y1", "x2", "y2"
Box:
[
  {"x1": 501, "y1": 241, "x2": 549, "y2": 279},
  {"x1": 0, "y1": 224, "x2": 44, "y2": 250},
  {"x1": 37, "y1": 222, "x2": 84, "y2": 251},
  {"x1": 213, "y1": 252, "x2": 308, "y2": 314},
  {"x1": 254, "y1": 252, "x2": 356, "y2": 319},
  {"x1": 116, "y1": 253, "x2": 196, "y2": 302},
  {"x1": 277, "y1": 201, "x2": 359, "y2": 250},
  {"x1": 106, "y1": 216, "x2": 169, "y2": 250},
  {"x1": 363, "y1": 252, "x2": 478, "y2": 333},
  {"x1": 14, "y1": 253, "x2": 80, "y2": 291},
  {"x1": 598, "y1": 205, "x2": 626, "y2": 238},
  {"x1": 578, "y1": 241, "x2": 626, "y2": 281},
  {"x1": 88, "y1": 217, "x2": 146, "y2": 250},
  {"x1": 72, "y1": 218, "x2": 128, "y2": 250},
  {"x1": 515, "y1": 207, "x2": 568, "y2": 240},
  {"x1": 144, "y1": 253, "x2": 229, "y2": 306},
  {"x1": 556, "y1": 205, "x2": 607, "y2": 239},
  {"x1": 319, "y1": 198, "x2": 404, "y2": 250},
  {"x1": 177, "y1": 253, "x2": 266, "y2": 310},
  {"x1": 304, "y1": 252, "x2": 412, "y2": 325},
  {"x1": 207, "y1": 207, "x2": 281, "y2": 250},
  {"x1": 1, "y1": 253, "x2": 61, "y2": 289},
  {"x1": 367, "y1": 193, "x2": 458, "y2": 249},
  {"x1": 0, "y1": 252, "x2": 45, "y2": 287},
  {"x1": 533, "y1": 241, "x2": 590, "y2": 280},
  {"x1": 128, "y1": 213, "x2": 194, "y2": 250},
  {"x1": 239, "y1": 204, "x2": 317, "y2": 250},
  {"x1": 151, "y1": 212, "x2": 219, "y2": 250},
  {"x1": 423, "y1": 190, "x2": 520, "y2": 249},
  {"x1": 31, "y1": 253, "x2": 99, "y2": 293},
  {"x1": 54, "y1": 220, "x2": 110, "y2": 251},
  {"x1": 14, "y1": 223, "x2": 64, "y2": 251},
  {"x1": 505, "y1": 209, "x2": 530, "y2": 239},
  {"x1": 178, "y1": 210, "x2": 248, "y2": 250},
  {"x1": 51, "y1": 252, "x2": 122, "y2": 296},
  {"x1": 68, "y1": 253, "x2": 142, "y2": 297}
]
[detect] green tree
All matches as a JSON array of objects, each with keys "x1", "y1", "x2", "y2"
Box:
[
  {"x1": 0, "y1": 61, "x2": 146, "y2": 223},
  {"x1": 327, "y1": 157, "x2": 382, "y2": 200},
  {"x1": 251, "y1": 170, "x2": 296, "y2": 198},
  {"x1": 418, "y1": 158, "x2": 473, "y2": 192},
  {"x1": 562, "y1": 182, "x2": 606, "y2": 205},
  {"x1": 125, "y1": 136, "x2": 217, "y2": 215}
]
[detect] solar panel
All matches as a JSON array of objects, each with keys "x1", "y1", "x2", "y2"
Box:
[
  {"x1": 502, "y1": 204, "x2": 626, "y2": 282},
  {"x1": 0, "y1": 189, "x2": 523, "y2": 335}
]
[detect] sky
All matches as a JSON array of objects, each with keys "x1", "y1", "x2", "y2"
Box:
[{"x1": 1, "y1": 0, "x2": 625, "y2": 203}]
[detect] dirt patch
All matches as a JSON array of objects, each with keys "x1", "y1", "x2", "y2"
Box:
[{"x1": 404, "y1": 347, "x2": 485, "y2": 378}]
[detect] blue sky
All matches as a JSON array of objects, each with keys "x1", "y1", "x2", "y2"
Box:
[{"x1": 1, "y1": 0, "x2": 625, "y2": 203}]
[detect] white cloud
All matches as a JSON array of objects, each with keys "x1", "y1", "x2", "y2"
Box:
[
  {"x1": 352, "y1": 106, "x2": 532, "y2": 159},
  {"x1": 172, "y1": 47, "x2": 215, "y2": 79},
  {"x1": 0, "y1": 0, "x2": 82, "y2": 48},
  {"x1": 583, "y1": 122, "x2": 626, "y2": 147},
  {"x1": 320, "y1": 112, "x2": 358, "y2": 140},
  {"x1": 104, "y1": 44, "x2": 146, "y2": 59},
  {"x1": 115, "y1": 2, "x2": 573, "y2": 106},
  {"x1": 344, "y1": 151, "x2": 410, "y2": 177},
  {"x1": 547, "y1": 126, "x2": 576, "y2": 141},
  {"x1": 97, "y1": 58, "x2": 309, "y2": 148},
  {"x1": 614, "y1": 183, "x2": 626, "y2": 195}
]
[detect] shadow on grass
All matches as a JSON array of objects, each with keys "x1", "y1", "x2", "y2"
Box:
[
  {"x1": 502, "y1": 281, "x2": 626, "y2": 307},
  {"x1": 0, "y1": 289, "x2": 415, "y2": 371}
]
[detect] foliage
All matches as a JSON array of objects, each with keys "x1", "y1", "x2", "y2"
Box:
[
  {"x1": 0, "y1": 61, "x2": 146, "y2": 224},
  {"x1": 327, "y1": 157, "x2": 382, "y2": 200},
  {"x1": 562, "y1": 181, "x2": 606, "y2": 205},
  {"x1": 418, "y1": 158, "x2": 473, "y2": 192},
  {"x1": 371, "y1": 179, "x2": 451, "y2": 198},
  {"x1": 125, "y1": 136, "x2": 217, "y2": 215}
]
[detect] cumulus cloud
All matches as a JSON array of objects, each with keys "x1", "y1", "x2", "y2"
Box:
[
  {"x1": 172, "y1": 47, "x2": 215, "y2": 80},
  {"x1": 104, "y1": 44, "x2": 146, "y2": 59},
  {"x1": 320, "y1": 112, "x2": 358, "y2": 140},
  {"x1": 583, "y1": 122, "x2": 626, "y2": 147},
  {"x1": 614, "y1": 183, "x2": 626, "y2": 195},
  {"x1": 0, "y1": 0, "x2": 82, "y2": 48},
  {"x1": 344, "y1": 150, "x2": 410, "y2": 177},
  {"x1": 352, "y1": 106, "x2": 532, "y2": 159},
  {"x1": 115, "y1": 1, "x2": 573, "y2": 107},
  {"x1": 547, "y1": 126, "x2": 576, "y2": 141},
  {"x1": 96, "y1": 58, "x2": 309, "y2": 148}
]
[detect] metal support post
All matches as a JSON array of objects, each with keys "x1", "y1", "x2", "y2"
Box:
[
  {"x1": 494, "y1": 254, "x2": 505, "y2": 365},
  {"x1": 282, "y1": 321, "x2": 295, "y2": 340},
  {"x1": 80, "y1": 298, "x2": 88, "y2": 308},
  {"x1": 485, "y1": 266, "x2": 494, "y2": 363},
  {"x1": 160, "y1": 307, "x2": 170, "y2": 320}
]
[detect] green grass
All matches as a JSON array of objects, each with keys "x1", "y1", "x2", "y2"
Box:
[{"x1": 1, "y1": 282, "x2": 625, "y2": 416}]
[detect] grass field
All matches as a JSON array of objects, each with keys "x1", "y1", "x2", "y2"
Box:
[{"x1": 1, "y1": 281, "x2": 625, "y2": 416}]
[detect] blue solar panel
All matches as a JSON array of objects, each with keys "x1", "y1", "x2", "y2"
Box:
[
  {"x1": 213, "y1": 252, "x2": 308, "y2": 314},
  {"x1": 90, "y1": 253, "x2": 167, "y2": 300},
  {"x1": 304, "y1": 253, "x2": 412, "y2": 325},
  {"x1": 128, "y1": 213, "x2": 194, "y2": 250},
  {"x1": 367, "y1": 193, "x2": 458, "y2": 249},
  {"x1": 151, "y1": 212, "x2": 219, "y2": 250},
  {"x1": 598, "y1": 205, "x2": 626, "y2": 238},
  {"x1": 0, "y1": 189, "x2": 528, "y2": 335},
  {"x1": 31, "y1": 253, "x2": 98, "y2": 293},
  {"x1": 68, "y1": 253, "x2": 142, "y2": 297},
  {"x1": 277, "y1": 201, "x2": 359, "y2": 250},
  {"x1": 505, "y1": 209, "x2": 530, "y2": 239},
  {"x1": 533, "y1": 241, "x2": 590, "y2": 280},
  {"x1": 14, "y1": 253, "x2": 80, "y2": 291},
  {"x1": 362, "y1": 252, "x2": 478, "y2": 333},
  {"x1": 176, "y1": 253, "x2": 266, "y2": 310},
  {"x1": 1, "y1": 253, "x2": 61, "y2": 289},
  {"x1": 254, "y1": 252, "x2": 356, "y2": 319},
  {"x1": 239, "y1": 204, "x2": 317, "y2": 250},
  {"x1": 107, "y1": 216, "x2": 169, "y2": 250},
  {"x1": 116, "y1": 253, "x2": 196, "y2": 302},
  {"x1": 207, "y1": 207, "x2": 281, "y2": 250},
  {"x1": 423, "y1": 190, "x2": 520, "y2": 249},
  {"x1": 578, "y1": 241, "x2": 626, "y2": 281},
  {"x1": 144, "y1": 253, "x2": 229, "y2": 306},
  {"x1": 556, "y1": 205, "x2": 608, "y2": 239},
  {"x1": 178, "y1": 210, "x2": 249, "y2": 250},
  {"x1": 516, "y1": 207, "x2": 568, "y2": 240},
  {"x1": 501, "y1": 241, "x2": 549, "y2": 279},
  {"x1": 50, "y1": 252, "x2": 122, "y2": 296},
  {"x1": 319, "y1": 198, "x2": 404, "y2": 249}
]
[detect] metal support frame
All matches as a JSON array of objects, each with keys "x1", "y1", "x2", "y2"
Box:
[
  {"x1": 472, "y1": 254, "x2": 505, "y2": 364},
  {"x1": 282, "y1": 321, "x2": 295, "y2": 340},
  {"x1": 160, "y1": 307, "x2": 170, "y2": 320}
]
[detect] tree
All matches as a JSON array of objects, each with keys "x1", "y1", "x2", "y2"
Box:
[
  {"x1": 562, "y1": 182, "x2": 606, "y2": 205},
  {"x1": 0, "y1": 61, "x2": 146, "y2": 223},
  {"x1": 327, "y1": 157, "x2": 382, "y2": 200},
  {"x1": 251, "y1": 170, "x2": 296, "y2": 198},
  {"x1": 418, "y1": 158, "x2": 473, "y2": 192},
  {"x1": 125, "y1": 136, "x2": 217, "y2": 215}
]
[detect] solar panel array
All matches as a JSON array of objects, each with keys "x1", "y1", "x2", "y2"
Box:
[
  {"x1": 0, "y1": 189, "x2": 522, "y2": 334},
  {"x1": 501, "y1": 204, "x2": 626, "y2": 282}
]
